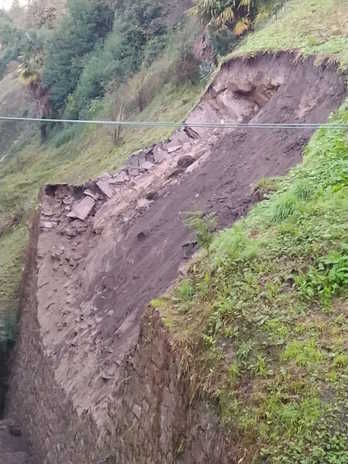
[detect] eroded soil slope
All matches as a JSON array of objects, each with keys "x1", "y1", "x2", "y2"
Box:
[{"x1": 8, "y1": 53, "x2": 346, "y2": 463}]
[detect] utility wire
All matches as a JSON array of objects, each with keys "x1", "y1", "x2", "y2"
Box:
[{"x1": 0, "y1": 115, "x2": 347, "y2": 130}]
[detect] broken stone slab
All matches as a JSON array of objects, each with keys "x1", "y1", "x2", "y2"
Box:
[
  {"x1": 153, "y1": 148, "x2": 168, "y2": 164},
  {"x1": 136, "y1": 198, "x2": 152, "y2": 211},
  {"x1": 96, "y1": 180, "x2": 114, "y2": 198},
  {"x1": 41, "y1": 208, "x2": 55, "y2": 217},
  {"x1": 167, "y1": 144, "x2": 182, "y2": 154},
  {"x1": 40, "y1": 221, "x2": 57, "y2": 230},
  {"x1": 177, "y1": 155, "x2": 195, "y2": 169},
  {"x1": 126, "y1": 153, "x2": 142, "y2": 169},
  {"x1": 185, "y1": 150, "x2": 211, "y2": 174},
  {"x1": 68, "y1": 197, "x2": 95, "y2": 221},
  {"x1": 128, "y1": 167, "x2": 140, "y2": 177},
  {"x1": 84, "y1": 189, "x2": 99, "y2": 201},
  {"x1": 184, "y1": 126, "x2": 200, "y2": 139},
  {"x1": 144, "y1": 148, "x2": 155, "y2": 162},
  {"x1": 110, "y1": 170, "x2": 129, "y2": 184},
  {"x1": 138, "y1": 160, "x2": 153, "y2": 171},
  {"x1": 62, "y1": 197, "x2": 73, "y2": 206}
]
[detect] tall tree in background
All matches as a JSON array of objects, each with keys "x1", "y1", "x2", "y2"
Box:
[
  {"x1": 8, "y1": 0, "x2": 26, "y2": 28},
  {"x1": 18, "y1": 33, "x2": 51, "y2": 141},
  {"x1": 42, "y1": 0, "x2": 113, "y2": 113}
]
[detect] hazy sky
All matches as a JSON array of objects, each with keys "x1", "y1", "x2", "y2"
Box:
[{"x1": 0, "y1": 0, "x2": 25, "y2": 10}]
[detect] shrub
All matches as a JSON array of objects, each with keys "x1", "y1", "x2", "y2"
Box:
[
  {"x1": 183, "y1": 211, "x2": 217, "y2": 252},
  {"x1": 271, "y1": 193, "x2": 297, "y2": 223}
]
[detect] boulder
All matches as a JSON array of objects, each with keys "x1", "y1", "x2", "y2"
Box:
[
  {"x1": 96, "y1": 180, "x2": 114, "y2": 199},
  {"x1": 68, "y1": 197, "x2": 95, "y2": 221}
]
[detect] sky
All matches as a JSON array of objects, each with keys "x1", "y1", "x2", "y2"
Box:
[{"x1": 0, "y1": 0, "x2": 25, "y2": 10}]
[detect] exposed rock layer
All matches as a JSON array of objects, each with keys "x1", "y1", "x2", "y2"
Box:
[{"x1": 7, "y1": 53, "x2": 346, "y2": 463}]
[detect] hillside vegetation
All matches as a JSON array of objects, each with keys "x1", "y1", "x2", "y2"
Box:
[
  {"x1": 153, "y1": 0, "x2": 348, "y2": 461},
  {"x1": 0, "y1": 2, "x2": 347, "y2": 460}
]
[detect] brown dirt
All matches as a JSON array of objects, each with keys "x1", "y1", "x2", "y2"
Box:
[
  {"x1": 7, "y1": 52, "x2": 346, "y2": 463},
  {"x1": 0, "y1": 419, "x2": 33, "y2": 464}
]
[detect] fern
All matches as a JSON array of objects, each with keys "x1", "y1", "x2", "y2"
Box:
[{"x1": 192, "y1": 0, "x2": 256, "y2": 33}]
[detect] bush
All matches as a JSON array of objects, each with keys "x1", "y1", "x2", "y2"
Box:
[
  {"x1": 53, "y1": 0, "x2": 168, "y2": 117},
  {"x1": 52, "y1": 125, "x2": 81, "y2": 148},
  {"x1": 43, "y1": 0, "x2": 114, "y2": 112},
  {"x1": 183, "y1": 211, "x2": 217, "y2": 252}
]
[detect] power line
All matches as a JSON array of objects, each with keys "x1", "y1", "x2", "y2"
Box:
[{"x1": 0, "y1": 115, "x2": 347, "y2": 130}]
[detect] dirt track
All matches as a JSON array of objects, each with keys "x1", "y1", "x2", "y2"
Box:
[{"x1": 6, "y1": 52, "x2": 346, "y2": 463}]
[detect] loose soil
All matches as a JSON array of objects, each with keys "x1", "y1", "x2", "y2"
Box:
[{"x1": 5, "y1": 52, "x2": 346, "y2": 463}]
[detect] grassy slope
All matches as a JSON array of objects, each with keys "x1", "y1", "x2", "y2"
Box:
[
  {"x1": 154, "y1": 0, "x2": 348, "y2": 462},
  {"x1": 232, "y1": 0, "x2": 348, "y2": 68}
]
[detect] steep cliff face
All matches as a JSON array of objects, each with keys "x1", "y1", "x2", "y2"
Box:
[{"x1": 7, "y1": 53, "x2": 346, "y2": 463}]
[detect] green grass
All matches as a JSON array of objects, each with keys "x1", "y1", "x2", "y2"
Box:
[
  {"x1": 0, "y1": 226, "x2": 27, "y2": 345},
  {"x1": 228, "y1": 0, "x2": 348, "y2": 69},
  {"x1": 157, "y1": 104, "x2": 348, "y2": 463}
]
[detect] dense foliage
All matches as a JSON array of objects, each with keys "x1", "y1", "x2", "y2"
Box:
[
  {"x1": 193, "y1": 0, "x2": 257, "y2": 35},
  {"x1": 0, "y1": 0, "x2": 196, "y2": 120},
  {"x1": 64, "y1": 0, "x2": 167, "y2": 117},
  {"x1": 0, "y1": 11, "x2": 25, "y2": 77},
  {"x1": 42, "y1": 0, "x2": 114, "y2": 112}
]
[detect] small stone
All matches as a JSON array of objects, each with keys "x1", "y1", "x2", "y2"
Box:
[
  {"x1": 177, "y1": 155, "x2": 195, "y2": 169},
  {"x1": 153, "y1": 149, "x2": 167, "y2": 163},
  {"x1": 68, "y1": 197, "x2": 95, "y2": 221},
  {"x1": 145, "y1": 191, "x2": 158, "y2": 201},
  {"x1": 182, "y1": 241, "x2": 197, "y2": 259},
  {"x1": 96, "y1": 180, "x2": 114, "y2": 198},
  {"x1": 127, "y1": 153, "x2": 141, "y2": 168},
  {"x1": 111, "y1": 170, "x2": 129, "y2": 184},
  {"x1": 139, "y1": 160, "x2": 153, "y2": 171},
  {"x1": 8, "y1": 422, "x2": 21, "y2": 437},
  {"x1": 84, "y1": 189, "x2": 99, "y2": 200},
  {"x1": 128, "y1": 168, "x2": 140, "y2": 177},
  {"x1": 167, "y1": 144, "x2": 182, "y2": 154},
  {"x1": 40, "y1": 221, "x2": 56, "y2": 230},
  {"x1": 136, "y1": 198, "x2": 151, "y2": 210},
  {"x1": 132, "y1": 404, "x2": 142, "y2": 419},
  {"x1": 101, "y1": 371, "x2": 113, "y2": 381},
  {"x1": 42, "y1": 209, "x2": 55, "y2": 217},
  {"x1": 57, "y1": 323, "x2": 64, "y2": 332},
  {"x1": 184, "y1": 126, "x2": 200, "y2": 139}
]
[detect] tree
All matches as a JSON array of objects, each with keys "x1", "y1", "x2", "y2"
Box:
[
  {"x1": 60, "y1": 0, "x2": 166, "y2": 117},
  {"x1": 18, "y1": 33, "x2": 51, "y2": 141},
  {"x1": 26, "y1": 0, "x2": 66, "y2": 30},
  {"x1": 8, "y1": 0, "x2": 26, "y2": 28},
  {"x1": 192, "y1": 0, "x2": 257, "y2": 36},
  {"x1": 42, "y1": 0, "x2": 114, "y2": 113}
]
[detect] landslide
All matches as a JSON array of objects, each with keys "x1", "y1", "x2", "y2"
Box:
[{"x1": 8, "y1": 52, "x2": 346, "y2": 463}]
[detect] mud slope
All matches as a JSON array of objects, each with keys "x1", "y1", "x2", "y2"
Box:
[{"x1": 8, "y1": 53, "x2": 346, "y2": 463}]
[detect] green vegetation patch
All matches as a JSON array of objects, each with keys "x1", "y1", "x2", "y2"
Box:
[
  {"x1": 157, "y1": 104, "x2": 348, "y2": 462},
  {"x1": 230, "y1": 0, "x2": 348, "y2": 69},
  {"x1": 0, "y1": 226, "x2": 27, "y2": 346}
]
